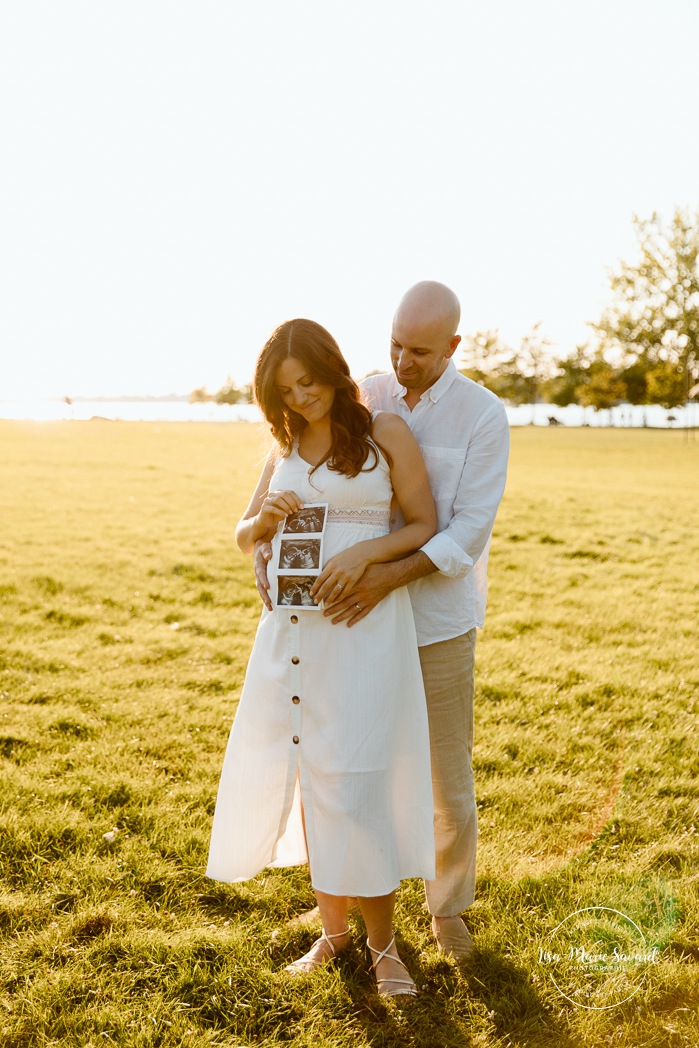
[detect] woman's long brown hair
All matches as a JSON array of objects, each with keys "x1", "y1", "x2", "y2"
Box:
[{"x1": 253, "y1": 319, "x2": 379, "y2": 478}]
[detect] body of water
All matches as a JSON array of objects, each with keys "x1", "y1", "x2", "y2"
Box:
[
  {"x1": 0, "y1": 398, "x2": 695, "y2": 428},
  {"x1": 0, "y1": 399, "x2": 261, "y2": 424}
]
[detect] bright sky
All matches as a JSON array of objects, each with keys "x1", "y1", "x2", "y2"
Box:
[{"x1": 2, "y1": 0, "x2": 698, "y2": 399}]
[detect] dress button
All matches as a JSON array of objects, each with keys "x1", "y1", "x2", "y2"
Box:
[
  {"x1": 291, "y1": 656, "x2": 299, "y2": 665},
  {"x1": 290, "y1": 615, "x2": 299, "y2": 624},
  {"x1": 292, "y1": 695, "x2": 300, "y2": 704},
  {"x1": 292, "y1": 735, "x2": 299, "y2": 744}
]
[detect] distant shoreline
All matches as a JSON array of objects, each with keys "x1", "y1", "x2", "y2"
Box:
[
  {"x1": 1, "y1": 398, "x2": 695, "y2": 428},
  {"x1": 2, "y1": 394, "x2": 193, "y2": 404}
]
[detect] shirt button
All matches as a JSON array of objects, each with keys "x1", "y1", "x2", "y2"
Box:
[
  {"x1": 291, "y1": 656, "x2": 299, "y2": 665},
  {"x1": 292, "y1": 695, "x2": 300, "y2": 704},
  {"x1": 292, "y1": 735, "x2": 299, "y2": 744},
  {"x1": 290, "y1": 615, "x2": 298, "y2": 624}
]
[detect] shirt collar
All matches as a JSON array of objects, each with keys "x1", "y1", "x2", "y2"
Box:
[{"x1": 390, "y1": 358, "x2": 459, "y2": 404}]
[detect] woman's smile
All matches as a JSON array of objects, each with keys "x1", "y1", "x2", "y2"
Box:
[{"x1": 275, "y1": 356, "x2": 335, "y2": 422}]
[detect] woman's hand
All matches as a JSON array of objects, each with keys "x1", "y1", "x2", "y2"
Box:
[
  {"x1": 236, "y1": 453, "x2": 302, "y2": 556},
  {"x1": 255, "y1": 489, "x2": 303, "y2": 533},
  {"x1": 310, "y1": 542, "x2": 371, "y2": 606}
]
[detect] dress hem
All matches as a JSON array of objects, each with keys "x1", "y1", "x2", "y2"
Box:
[{"x1": 206, "y1": 863, "x2": 436, "y2": 896}]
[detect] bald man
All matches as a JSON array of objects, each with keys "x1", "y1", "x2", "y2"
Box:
[
  {"x1": 256, "y1": 282, "x2": 509, "y2": 960},
  {"x1": 324, "y1": 282, "x2": 510, "y2": 959}
]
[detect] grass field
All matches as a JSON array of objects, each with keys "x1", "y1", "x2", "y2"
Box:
[{"x1": 0, "y1": 420, "x2": 697, "y2": 1048}]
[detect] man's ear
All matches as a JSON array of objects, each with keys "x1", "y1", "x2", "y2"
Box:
[{"x1": 446, "y1": 334, "x2": 461, "y2": 358}]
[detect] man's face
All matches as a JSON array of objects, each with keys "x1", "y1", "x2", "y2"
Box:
[{"x1": 390, "y1": 315, "x2": 460, "y2": 396}]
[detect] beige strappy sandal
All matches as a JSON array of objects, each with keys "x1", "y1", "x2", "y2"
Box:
[
  {"x1": 284, "y1": 927, "x2": 350, "y2": 974},
  {"x1": 367, "y1": 935, "x2": 417, "y2": 998}
]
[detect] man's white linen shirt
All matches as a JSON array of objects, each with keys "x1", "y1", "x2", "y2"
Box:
[{"x1": 361, "y1": 361, "x2": 509, "y2": 647}]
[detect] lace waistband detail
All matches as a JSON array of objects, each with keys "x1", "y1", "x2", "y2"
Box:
[{"x1": 327, "y1": 507, "x2": 391, "y2": 527}]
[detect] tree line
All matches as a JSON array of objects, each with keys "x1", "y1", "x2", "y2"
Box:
[
  {"x1": 460, "y1": 209, "x2": 699, "y2": 414},
  {"x1": 189, "y1": 380, "x2": 253, "y2": 406},
  {"x1": 191, "y1": 210, "x2": 699, "y2": 416}
]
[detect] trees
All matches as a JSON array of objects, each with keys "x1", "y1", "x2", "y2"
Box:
[
  {"x1": 459, "y1": 329, "x2": 510, "y2": 391},
  {"x1": 464, "y1": 208, "x2": 699, "y2": 419},
  {"x1": 544, "y1": 345, "x2": 592, "y2": 408},
  {"x1": 595, "y1": 208, "x2": 699, "y2": 409},
  {"x1": 459, "y1": 324, "x2": 554, "y2": 409},
  {"x1": 215, "y1": 377, "x2": 241, "y2": 405},
  {"x1": 215, "y1": 378, "x2": 253, "y2": 405},
  {"x1": 189, "y1": 380, "x2": 253, "y2": 405},
  {"x1": 516, "y1": 323, "x2": 554, "y2": 410},
  {"x1": 576, "y1": 353, "x2": 627, "y2": 420}
]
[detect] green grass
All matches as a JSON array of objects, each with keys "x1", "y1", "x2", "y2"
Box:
[{"x1": 0, "y1": 421, "x2": 697, "y2": 1047}]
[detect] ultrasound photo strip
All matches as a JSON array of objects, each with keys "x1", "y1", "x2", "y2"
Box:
[{"x1": 275, "y1": 503, "x2": 328, "y2": 610}]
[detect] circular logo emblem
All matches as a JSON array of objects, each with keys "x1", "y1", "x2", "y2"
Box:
[{"x1": 539, "y1": 906, "x2": 659, "y2": 1010}]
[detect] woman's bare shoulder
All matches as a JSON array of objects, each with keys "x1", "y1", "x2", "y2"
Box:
[{"x1": 370, "y1": 410, "x2": 411, "y2": 442}]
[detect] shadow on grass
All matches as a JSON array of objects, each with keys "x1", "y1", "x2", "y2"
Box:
[
  {"x1": 350, "y1": 959, "x2": 474, "y2": 1048},
  {"x1": 462, "y1": 945, "x2": 585, "y2": 1047},
  {"x1": 195, "y1": 883, "x2": 260, "y2": 920},
  {"x1": 264, "y1": 933, "x2": 584, "y2": 1048},
  {"x1": 195, "y1": 869, "x2": 318, "y2": 926}
]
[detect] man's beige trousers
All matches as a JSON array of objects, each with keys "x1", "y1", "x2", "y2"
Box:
[{"x1": 419, "y1": 629, "x2": 477, "y2": 917}]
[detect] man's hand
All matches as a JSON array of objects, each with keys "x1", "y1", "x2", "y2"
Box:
[
  {"x1": 323, "y1": 550, "x2": 436, "y2": 626},
  {"x1": 322, "y1": 562, "x2": 398, "y2": 626},
  {"x1": 254, "y1": 541, "x2": 273, "y2": 610},
  {"x1": 310, "y1": 542, "x2": 371, "y2": 606}
]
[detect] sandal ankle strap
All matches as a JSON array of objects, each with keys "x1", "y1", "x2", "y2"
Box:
[
  {"x1": 367, "y1": 934, "x2": 399, "y2": 967},
  {"x1": 321, "y1": 927, "x2": 350, "y2": 956}
]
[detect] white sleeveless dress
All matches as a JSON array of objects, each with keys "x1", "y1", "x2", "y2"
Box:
[{"x1": 206, "y1": 442, "x2": 435, "y2": 896}]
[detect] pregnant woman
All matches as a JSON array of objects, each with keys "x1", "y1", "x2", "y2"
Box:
[{"x1": 207, "y1": 319, "x2": 436, "y2": 997}]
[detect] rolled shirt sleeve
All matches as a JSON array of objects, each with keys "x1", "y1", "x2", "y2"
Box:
[{"x1": 421, "y1": 533, "x2": 473, "y2": 578}]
